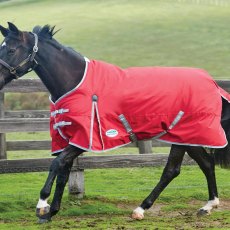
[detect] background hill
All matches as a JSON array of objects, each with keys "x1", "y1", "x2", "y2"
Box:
[{"x1": 1, "y1": 0, "x2": 230, "y2": 78}]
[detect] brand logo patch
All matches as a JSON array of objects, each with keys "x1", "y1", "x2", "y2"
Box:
[{"x1": 106, "y1": 129, "x2": 118, "y2": 138}]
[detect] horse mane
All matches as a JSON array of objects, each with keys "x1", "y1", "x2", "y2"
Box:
[
  {"x1": 32, "y1": 24, "x2": 83, "y2": 57},
  {"x1": 32, "y1": 25, "x2": 59, "y2": 40}
]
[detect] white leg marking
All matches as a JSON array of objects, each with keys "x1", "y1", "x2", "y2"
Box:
[
  {"x1": 36, "y1": 198, "x2": 50, "y2": 209},
  {"x1": 132, "y1": 207, "x2": 145, "y2": 220},
  {"x1": 200, "y1": 197, "x2": 219, "y2": 214}
]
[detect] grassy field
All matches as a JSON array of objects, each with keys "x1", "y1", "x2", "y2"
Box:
[
  {"x1": 0, "y1": 0, "x2": 230, "y2": 229},
  {"x1": 0, "y1": 166, "x2": 229, "y2": 229}
]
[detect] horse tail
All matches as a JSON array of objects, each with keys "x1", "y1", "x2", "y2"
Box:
[{"x1": 214, "y1": 97, "x2": 230, "y2": 168}]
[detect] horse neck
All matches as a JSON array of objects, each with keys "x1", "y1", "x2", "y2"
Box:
[{"x1": 34, "y1": 41, "x2": 86, "y2": 102}]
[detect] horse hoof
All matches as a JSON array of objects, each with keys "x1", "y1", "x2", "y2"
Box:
[
  {"x1": 36, "y1": 206, "x2": 51, "y2": 221},
  {"x1": 132, "y1": 211, "x2": 144, "y2": 220},
  {"x1": 37, "y1": 218, "x2": 51, "y2": 224},
  {"x1": 197, "y1": 209, "x2": 210, "y2": 217}
]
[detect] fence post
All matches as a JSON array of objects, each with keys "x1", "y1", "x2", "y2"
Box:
[
  {"x1": 138, "y1": 140, "x2": 153, "y2": 154},
  {"x1": 68, "y1": 158, "x2": 85, "y2": 199},
  {"x1": 0, "y1": 92, "x2": 6, "y2": 159}
]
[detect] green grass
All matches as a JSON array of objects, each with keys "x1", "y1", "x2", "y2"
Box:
[
  {"x1": 0, "y1": 166, "x2": 229, "y2": 229},
  {"x1": 1, "y1": 0, "x2": 230, "y2": 229}
]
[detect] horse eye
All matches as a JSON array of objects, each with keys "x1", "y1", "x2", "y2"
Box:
[{"x1": 7, "y1": 48, "x2": 16, "y2": 55}]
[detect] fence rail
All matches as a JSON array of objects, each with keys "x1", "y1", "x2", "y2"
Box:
[
  {"x1": 0, "y1": 154, "x2": 195, "y2": 173},
  {"x1": 0, "y1": 79, "x2": 229, "y2": 196}
]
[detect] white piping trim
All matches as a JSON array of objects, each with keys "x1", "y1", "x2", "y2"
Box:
[
  {"x1": 219, "y1": 87, "x2": 230, "y2": 103},
  {"x1": 95, "y1": 102, "x2": 105, "y2": 150},
  {"x1": 51, "y1": 148, "x2": 65, "y2": 155},
  {"x1": 51, "y1": 137, "x2": 227, "y2": 154},
  {"x1": 49, "y1": 57, "x2": 90, "y2": 105},
  {"x1": 89, "y1": 101, "x2": 95, "y2": 150},
  {"x1": 84, "y1": 57, "x2": 90, "y2": 62},
  {"x1": 57, "y1": 128, "x2": 69, "y2": 141},
  {"x1": 67, "y1": 141, "x2": 132, "y2": 153},
  {"x1": 220, "y1": 94, "x2": 230, "y2": 103},
  {"x1": 157, "y1": 138, "x2": 228, "y2": 149}
]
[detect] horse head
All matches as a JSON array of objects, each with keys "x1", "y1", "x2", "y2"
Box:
[{"x1": 0, "y1": 22, "x2": 38, "y2": 89}]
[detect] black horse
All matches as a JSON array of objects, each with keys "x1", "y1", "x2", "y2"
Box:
[{"x1": 0, "y1": 23, "x2": 229, "y2": 223}]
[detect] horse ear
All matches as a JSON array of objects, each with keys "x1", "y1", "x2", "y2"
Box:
[
  {"x1": 7, "y1": 22, "x2": 20, "y2": 35},
  {"x1": 0, "y1": 25, "x2": 9, "y2": 37}
]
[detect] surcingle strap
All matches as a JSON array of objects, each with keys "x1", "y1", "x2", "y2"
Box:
[
  {"x1": 153, "y1": 110, "x2": 185, "y2": 140},
  {"x1": 119, "y1": 111, "x2": 184, "y2": 142},
  {"x1": 119, "y1": 114, "x2": 137, "y2": 142}
]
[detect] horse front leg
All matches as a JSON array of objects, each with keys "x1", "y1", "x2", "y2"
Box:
[
  {"x1": 132, "y1": 144, "x2": 186, "y2": 220},
  {"x1": 186, "y1": 147, "x2": 219, "y2": 216},
  {"x1": 36, "y1": 145, "x2": 83, "y2": 223}
]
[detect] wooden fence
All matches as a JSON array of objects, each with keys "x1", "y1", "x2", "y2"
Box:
[{"x1": 0, "y1": 79, "x2": 229, "y2": 196}]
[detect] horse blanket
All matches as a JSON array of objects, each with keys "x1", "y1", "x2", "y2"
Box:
[{"x1": 50, "y1": 59, "x2": 230, "y2": 154}]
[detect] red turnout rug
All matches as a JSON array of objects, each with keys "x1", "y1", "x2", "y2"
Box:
[{"x1": 50, "y1": 59, "x2": 230, "y2": 154}]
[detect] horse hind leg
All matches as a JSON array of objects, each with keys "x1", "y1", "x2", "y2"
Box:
[
  {"x1": 186, "y1": 147, "x2": 219, "y2": 216},
  {"x1": 132, "y1": 144, "x2": 186, "y2": 220}
]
